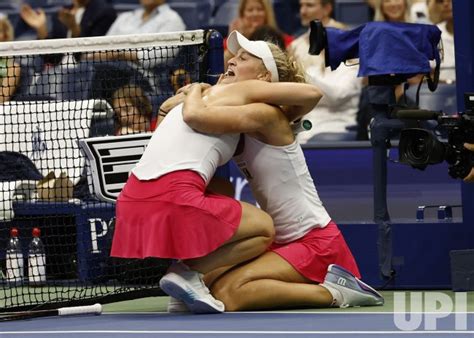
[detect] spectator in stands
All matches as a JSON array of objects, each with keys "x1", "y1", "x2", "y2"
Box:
[
  {"x1": 410, "y1": 0, "x2": 443, "y2": 24},
  {"x1": 288, "y1": 0, "x2": 362, "y2": 143},
  {"x1": 289, "y1": 0, "x2": 346, "y2": 68},
  {"x1": 170, "y1": 68, "x2": 191, "y2": 94},
  {"x1": 249, "y1": 25, "x2": 286, "y2": 51},
  {"x1": 0, "y1": 14, "x2": 20, "y2": 103},
  {"x1": 374, "y1": 0, "x2": 411, "y2": 23},
  {"x1": 85, "y1": 0, "x2": 185, "y2": 68},
  {"x1": 427, "y1": 0, "x2": 444, "y2": 23},
  {"x1": 111, "y1": 84, "x2": 153, "y2": 135},
  {"x1": 435, "y1": 0, "x2": 454, "y2": 82},
  {"x1": 106, "y1": 0, "x2": 185, "y2": 36},
  {"x1": 224, "y1": 0, "x2": 293, "y2": 64},
  {"x1": 20, "y1": 0, "x2": 117, "y2": 40},
  {"x1": 20, "y1": 0, "x2": 117, "y2": 66}
]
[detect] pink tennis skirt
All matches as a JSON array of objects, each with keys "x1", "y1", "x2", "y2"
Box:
[
  {"x1": 110, "y1": 170, "x2": 242, "y2": 260},
  {"x1": 269, "y1": 221, "x2": 361, "y2": 283}
]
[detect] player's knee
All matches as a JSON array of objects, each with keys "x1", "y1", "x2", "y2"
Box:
[
  {"x1": 212, "y1": 281, "x2": 243, "y2": 312},
  {"x1": 212, "y1": 280, "x2": 235, "y2": 310},
  {"x1": 211, "y1": 272, "x2": 254, "y2": 311},
  {"x1": 260, "y1": 213, "x2": 275, "y2": 243}
]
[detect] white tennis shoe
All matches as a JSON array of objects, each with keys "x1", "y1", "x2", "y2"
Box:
[
  {"x1": 159, "y1": 261, "x2": 224, "y2": 314},
  {"x1": 321, "y1": 264, "x2": 384, "y2": 308}
]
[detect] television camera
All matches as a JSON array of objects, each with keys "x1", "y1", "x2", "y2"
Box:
[
  {"x1": 309, "y1": 20, "x2": 472, "y2": 179},
  {"x1": 398, "y1": 94, "x2": 474, "y2": 179}
]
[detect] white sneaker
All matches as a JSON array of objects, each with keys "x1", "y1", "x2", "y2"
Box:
[
  {"x1": 159, "y1": 261, "x2": 225, "y2": 314},
  {"x1": 321, "y1": 264, "x2": 384, "y2": 308},
  {"x1": 167, "y1": 296, "x2": 190, "y2": 313}
]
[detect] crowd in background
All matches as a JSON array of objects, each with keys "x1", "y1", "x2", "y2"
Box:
[{"x1": 0, "y1": 0, "x2": 456, "y2": 142}]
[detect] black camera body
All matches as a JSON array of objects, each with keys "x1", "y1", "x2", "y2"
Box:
[{"x1": 399, "y1": 93, "x2": 474, "y2": 179}]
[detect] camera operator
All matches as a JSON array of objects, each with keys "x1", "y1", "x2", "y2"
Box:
[{"x1": 463, "y1": 143, "x2": 474, "y2": 182}]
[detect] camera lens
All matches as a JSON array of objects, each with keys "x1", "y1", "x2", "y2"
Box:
[
  {"x1": 409, "y1": 136, "x2": 429, "y2": 160},
  {"x1": 399, "y1": 128, "x2": 446, "y2": 168}
]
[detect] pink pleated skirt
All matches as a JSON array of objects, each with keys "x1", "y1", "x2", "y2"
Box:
[
  {"x1": 269, "y1": 221, "x2": 361, "y2": 283},
  {"x1": 111, "y1": 170, "x2": 242, "y2": 259}
]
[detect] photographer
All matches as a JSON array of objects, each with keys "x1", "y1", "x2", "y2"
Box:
[{"x1": 464, "y1": 143, "x2": 474, "y2": 182}]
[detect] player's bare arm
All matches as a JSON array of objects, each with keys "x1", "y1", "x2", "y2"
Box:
[{"x1": 183, "y1": 84, "x2": 282, "y2": 135}]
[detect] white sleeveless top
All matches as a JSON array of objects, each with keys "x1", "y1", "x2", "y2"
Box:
[
  {"x1": 132, "y1": 103, "x2": 239, "y2": 184},
  {"x1": 234, "y1": 135, "x2": 331, "y2": 243}
]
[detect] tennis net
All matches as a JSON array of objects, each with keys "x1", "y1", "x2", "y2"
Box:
[{"x1": 0, "y1": 29, "x2": 224, "y2": 312}]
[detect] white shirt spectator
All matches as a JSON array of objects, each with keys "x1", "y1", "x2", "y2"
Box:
[
  {"x1": 289, "y1": 32, "x2": 362, "y2": 143},
  {"x1": 410, "y1": 2, "x2": 431, "y2": 24},
  {"x1": 106, "y1": 3, "x2": 185, "y2": 36},
  {"x1": 106, "y1": 4, "x2": 186, "y2": 69},
  {"x1": 437, "y1": 21, "x2": 455, "y2": 83}
]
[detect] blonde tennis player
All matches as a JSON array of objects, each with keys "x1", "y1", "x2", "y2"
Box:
[{"x1": 169, "y1": 31, "x2": 384, "y2": 311}]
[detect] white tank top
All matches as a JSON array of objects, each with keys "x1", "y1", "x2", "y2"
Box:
[
  {"x1": 234, "y1": 135, "x2": 331, "y2": 243},
  {"x1": 132, "y1": 103, "x2": 239, "y2": 184}
]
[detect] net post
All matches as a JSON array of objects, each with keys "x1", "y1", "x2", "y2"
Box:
[{"x1": 205, "y1": 30, "x2": 224, "y2": 85}]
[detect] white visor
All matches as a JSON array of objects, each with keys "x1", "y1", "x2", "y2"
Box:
[{"x1": 227, "y1": 30, "x2": 279, "y2": 83}]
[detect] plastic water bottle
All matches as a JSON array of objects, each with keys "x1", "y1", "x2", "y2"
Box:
[
  {"x1": 28, "y1": 227, "x2": 46, "y2": 286},
  {"x1": 5, "y1": 227, "x2": 24, "y2": 285}
]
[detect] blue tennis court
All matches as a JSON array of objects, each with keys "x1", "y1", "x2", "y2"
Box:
[
  {"x1": 1, "y1": 311, "x2": 473, "y2": 337},
  {"x1": 1, "y1": 293, "x2": 473, "y2": 338}
]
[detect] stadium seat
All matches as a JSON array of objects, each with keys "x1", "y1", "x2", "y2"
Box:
[
  {"x1": 24, "y1": 0, "x2": 68, "y2": 8},
  {"x1": 27, "y1": 62, "x2": 95, "y2": 101},
  {"x1": 333, "y1": 0, "x2": 370, "y2": 27},
  {"x1": 0, "y1": 3, "x2": 21, "y2": 28},
  {"x1": 90, "y1": 61, "x2": 155, "y2": 101},
  {"x1": 169, "y1": 1, "x2": 212, "y2": 30},
  {"x1": 109, "y1": 0, "x2": 137, "y2": 3},
  {"x1": 211, "y1": 0, "x2": 238, "y2": 27},
  {"x1": 0, "y1": 0, "x2": 20, "y2": 10},
  {"x1": 272, "y1": 0, "x2": 302, "y2": 36}
]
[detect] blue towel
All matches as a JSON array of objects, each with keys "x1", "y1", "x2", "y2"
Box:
[{"x1": 326, "y1": 22, "x2": 441, "y2": 79}]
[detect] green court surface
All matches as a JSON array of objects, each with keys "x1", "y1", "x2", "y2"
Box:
[{"x1": 103, "y1": 291, "x2": 474, "y2": 313}]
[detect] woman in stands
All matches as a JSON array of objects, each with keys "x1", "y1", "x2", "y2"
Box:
[
  {"x1": 165, "y1": 31, "x2": 384, "y2": 312},
  {"x1": 373, "y1": 0, "x2": 411, "y2": 23},
  {"x1": 111, "y1": 32, "x2": 322, "y2": 314},
  {"x1": 224, "y1": 0, "x2": 293, "y2": 64},
  {"x1": 0, "y1": 15, "x2": 20, "y2": 103},
  {"x1": 111, "y1": 84, "x2": 153, "y2": 135}
]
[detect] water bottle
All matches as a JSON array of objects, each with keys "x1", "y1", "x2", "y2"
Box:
[
  {"x1": 28, "y1": 227, "x2": 46, "y2": 286},
  {"x1": 292, "y1": 119, "x2": 312, "y2": 135},
  {"x1": 5, "y1": 227, "x2": 24, "y2": 285}
]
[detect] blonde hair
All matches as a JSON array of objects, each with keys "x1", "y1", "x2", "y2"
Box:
[
  {"x1": 267, "y1": 43, "x2": 306, "y2": 83},
  {"x1": 0, "y1": 16, "x2": 14, "y2": 41},
  {"x1": 238, "y1": 0, "x2": 278, "y2": 30},
  {"x1": 374, "y1": 0, "x2": 412, "y2": 23}
]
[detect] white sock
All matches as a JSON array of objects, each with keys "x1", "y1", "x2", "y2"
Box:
[{"x1": 321, "y1": 283, "x2": 343, "y2": 307}]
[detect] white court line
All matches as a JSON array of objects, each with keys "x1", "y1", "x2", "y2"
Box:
[
  {"x1": 102, "y1": 311, "x2": 474, "y2": 315},
  {"x1": 1, "y1": 330, "x2": 474, "y2": 335}
]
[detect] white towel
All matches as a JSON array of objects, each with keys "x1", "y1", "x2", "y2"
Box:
[
  {"x1": 0, "y1": 180, "x2": 38, "y2": 222},
  {"x1": 0, "y1": 181, "x2": 17, "y2": 222}
]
